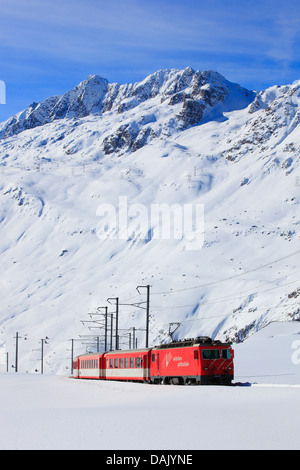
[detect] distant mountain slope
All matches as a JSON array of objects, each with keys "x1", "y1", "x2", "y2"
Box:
[{"x1": 0, "y1": 69, "x2": 299, "y2": 374}]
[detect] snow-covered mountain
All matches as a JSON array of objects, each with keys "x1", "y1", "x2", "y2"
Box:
[
  {"x1": 0, "y1": 68, "x2": 299, "y2": 375},
  {"x1": 0, "y1": 68, "x2": 254, "y2": 144}
]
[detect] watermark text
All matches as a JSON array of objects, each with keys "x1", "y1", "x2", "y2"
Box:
[{"x1": 96, "y1": 196, "x2": 204, "y2": 250}]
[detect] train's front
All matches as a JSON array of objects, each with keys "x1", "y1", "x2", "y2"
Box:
[{"x1": 200, "y1": 344, "x2": 234, "y2": 385}]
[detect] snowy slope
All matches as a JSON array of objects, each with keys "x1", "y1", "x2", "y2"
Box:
[
  {"x1": 0, "y1": 322, "x2": 299, "y2": 450},
  {"x1": 0, "y1": 69, "x2": 299, "y2": 375}
]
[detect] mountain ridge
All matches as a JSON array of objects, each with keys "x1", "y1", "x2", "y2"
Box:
[{"x1": 0, "y1": 67, "x2": 255, "y2": 143}]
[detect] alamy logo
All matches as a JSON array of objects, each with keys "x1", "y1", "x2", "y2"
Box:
[
  {"x1": 96, "y1": 196, "x2": 205, "y2": 250},
  {"x1": 291, "y1": 340, "x2": 300, "y2": 365},
  {"x1": 0, "y1": 81, "x2": 6, "y2": 104}
]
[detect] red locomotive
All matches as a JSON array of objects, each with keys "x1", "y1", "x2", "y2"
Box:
[{"x1": 73, "y1": 336, "x2": 234, "y2": 385}]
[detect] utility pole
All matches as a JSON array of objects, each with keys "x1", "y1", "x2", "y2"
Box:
[
  {"x1": 81, "y1": 306, "x2": 110, "y2": 352},
  {"x1": 14, "y1": 333, "x2": 28, "y2": 372},
  {"x1": 70, "y1": 339, "x2": 74, "y2": 374},
  {"x1": 104, "y1": 306, "x2": 108, "y2": 351},
  {"x1": 41, "y1": 337, "x2": 49, "y2": 374},
  {"x1": 136, "y1": 285, "x2": 150, "y2": 348},
  {"x1": 110, "y1": 314, "x2": 113, "y2": 351},
  {"x1": 107, "y1": 297, "x2": 119, "y2": 350},
  {"x1": 41, "y1": 339, "x2": 44, "y2": 374},
  {"x1": 15, "y1": 332, "x2": 19, "y2": 373}
]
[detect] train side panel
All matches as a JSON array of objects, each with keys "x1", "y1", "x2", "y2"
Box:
[
  {"x1": 73, "y1": 353, "x2": 106, "y2": 379},
  {"x1": 105, "y1": 349, "x2": 151, "y2": 382},
  {"x1": 150, "y1": 344, "x2": 234, "y2": 385},
  {"x1": 150, "y1": 346, "x2": 199, "y2": 384}
]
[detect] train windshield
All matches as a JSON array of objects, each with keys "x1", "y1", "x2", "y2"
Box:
[
  {"x1": 222, "y1": 349, "x2": 231, "y2": 359},
  {"x1": 202, "y1": 350, "x2": 220, "y2": 360}
]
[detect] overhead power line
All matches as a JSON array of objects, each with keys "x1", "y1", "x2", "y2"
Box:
[
  {"x1": 151, "y1": 276, "x2": 300, "y2": 310},
  {"x1": 151, "y1": 250, "x2": 300, "y2": 296}
]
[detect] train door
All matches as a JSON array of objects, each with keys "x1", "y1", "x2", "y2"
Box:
[
  {"x1": 141, "y1": 352, "x2": 151, "y2": 381},
  {"x1": 150, "y1": 351, "x2": 160, "y2": 382},
  {"x1": 72, "y1": 358, "x2": 80, "y2": 378},
  {"x1": 101, "y1": 356, "x2": 105, "y2": 380}
]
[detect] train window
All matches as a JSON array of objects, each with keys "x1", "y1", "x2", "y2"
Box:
[
  {"x1": 152, "y1": 353, "x2": 155, "y2": 362},
  {"x1": 130, "y1": 357, "x2": 134, "y2": 368},
  {"x1": 114, "y1": 358, "x2": 118, "y2": 368},
  {"x1": 125, "y1": 358, "x2": 129, "y2": 368},
  {"x1": 120, "y1": 358, "x2": 124, "y2": 368},
  {"x1": 194, "y1": 350, "x2": 199, "y2": 360},
  {"x1": 222, "y1": 349, "x2": 231, "y2": 359},
  {"x1": 202, "y1": 349, "x2": 220, "y2": 360},
  {"x1": 136, "y1": 357, "x2": 140, "y2": 368},
  {"x1": 110, "y1": 359, "x2": 113, "y2": 368}
]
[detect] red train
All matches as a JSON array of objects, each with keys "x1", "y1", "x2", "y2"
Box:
[{"x1": 72, "y1": 336, "x2": 234, "y2": 385}]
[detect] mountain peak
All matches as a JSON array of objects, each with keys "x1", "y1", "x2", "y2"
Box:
[{"x1": 0, "y1": 68, "x2": 255, "y2": 141}]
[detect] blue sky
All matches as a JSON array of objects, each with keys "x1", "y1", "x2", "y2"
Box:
[{"x1": 0, "y1": 0, "x2": 300, "y2": 122}]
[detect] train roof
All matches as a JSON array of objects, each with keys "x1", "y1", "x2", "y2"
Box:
[
  {"x1": 105, "y1": 348, "x2": 150, "y2": 355},
  {"x1": 74, "y1": 337, "x2": 232, "y2": 360},
  {"x1": 74, "y1": 348, "x2": 150, "y2": 359},
  {"x1": 153, "y1": 336, "x2": 231, "y2": 350}
]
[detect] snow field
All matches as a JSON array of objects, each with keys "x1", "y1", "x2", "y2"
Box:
[{"x1": 0, "y1": 322, "x2": 299, "y2": 450}]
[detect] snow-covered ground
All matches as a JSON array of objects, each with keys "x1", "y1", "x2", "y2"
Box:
[{"x1": 0, "y1": 321, "x2": 299, "y2": 450}]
